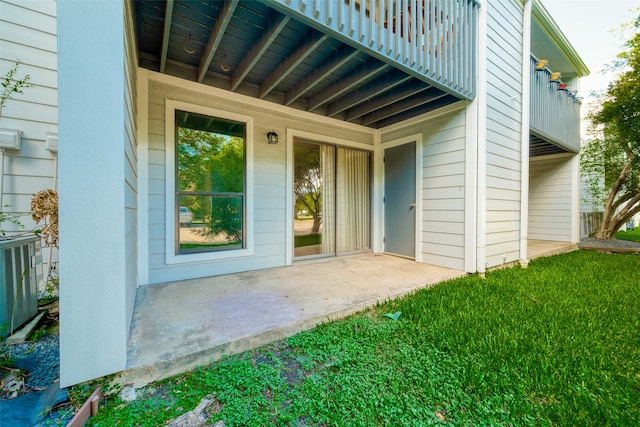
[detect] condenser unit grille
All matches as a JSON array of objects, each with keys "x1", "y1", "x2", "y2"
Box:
[{"x1": 0, "y1": 236, "x2": 40, "y2": 336}]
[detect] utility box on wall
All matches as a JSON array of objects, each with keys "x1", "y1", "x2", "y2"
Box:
[{"x1": 0, "y1": 235, "x2": 42, "y2": 336}]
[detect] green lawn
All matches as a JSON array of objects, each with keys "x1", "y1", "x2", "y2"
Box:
[
  {"x1": 616, "y1": 226, "x2": 640, "y2": 242},
  {"x1": 294, "y1": 233, "x2": 321, "y2": 247},
  {"x1": 86, "y1": 251, "x2": 640, "y2": 426}
]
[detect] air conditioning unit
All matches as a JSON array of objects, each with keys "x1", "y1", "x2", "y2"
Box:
[{"x1": 1, "y1": 235, "x2": 42, "y2": 337}]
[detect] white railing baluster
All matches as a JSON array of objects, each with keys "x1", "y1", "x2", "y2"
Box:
[
  {"x1": 349, "y1": 0, "x2": 355, "y2": 36},
  {"x1": 408, "y1": 0, "x2": 419, "y2": 66},
  {"x1": 270, "y1": 0, "x2": 477, "y2": 100},
  {"x1": 369, "y1": 0, "x2": 375, "y2": 47},
  {"x1": 359, "y1": 0, "x2": 365, "y2": 41}
]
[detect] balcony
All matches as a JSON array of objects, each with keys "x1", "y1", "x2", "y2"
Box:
[
  {"x1": 271, "y1": 0, "x2": 479, "y2": 99},
  {"x1": 134, "y1": 0, "x2": 478, "y2": 128},
  {"x1": 529, "y1": 55, "x2": 581, "y2": 156}
]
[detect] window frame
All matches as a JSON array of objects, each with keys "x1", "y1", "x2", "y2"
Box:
[{"x1": 165, "y1": 99, "x2": 254, "y2": 265}]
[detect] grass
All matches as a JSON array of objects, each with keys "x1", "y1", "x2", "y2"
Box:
[
  {"x1": 616, "y1": 226, "x2": 640, "y2": 242},
  {"x1": 86, "y1": 251, "x2": 640, "y2": 426},
  {"x1": 294, "y1": 233, "x2": 321, "y2": 247}
]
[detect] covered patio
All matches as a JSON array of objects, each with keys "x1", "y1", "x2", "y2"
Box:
[{"x1": 121, "y1": 254, "x2": 465, "y2": 387}]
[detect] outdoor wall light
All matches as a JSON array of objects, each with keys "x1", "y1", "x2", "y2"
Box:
[{"x1": 267, "y1": 131, "x2": 278, "y2": 144}]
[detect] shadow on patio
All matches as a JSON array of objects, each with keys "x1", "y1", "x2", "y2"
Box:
[{"x1": 121, "y1": 254, "x2": 465, "y2": 387}]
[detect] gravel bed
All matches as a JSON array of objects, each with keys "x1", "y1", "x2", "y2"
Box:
[
  {"x1": 580, "y1": 237, "x2": 640, "y2": 250},
  {"x1": 9, "y1": 334, "x2": 60, "y2": 390}
]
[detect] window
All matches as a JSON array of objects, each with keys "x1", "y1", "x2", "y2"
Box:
[{"x1": 175, "y1": 109, "x2": 246, "y2": 254}]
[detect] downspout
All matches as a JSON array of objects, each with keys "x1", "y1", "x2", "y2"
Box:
[
  {"x1": 476, "y1": 1, "x2": 488, "y2": 276},
  {"x1": 520, "y1": 0, "x2": 532, "y2": 266}
]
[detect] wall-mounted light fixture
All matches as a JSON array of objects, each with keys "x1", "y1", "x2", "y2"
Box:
[
  {"x1": 267, "y1": 131, "x2": 278, "y2": 144},
  {"x1": 558, "y1": 83, "x2": 568, "y2": 91}
]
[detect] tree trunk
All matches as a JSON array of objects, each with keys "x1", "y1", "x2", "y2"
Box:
[
  {"x1": 311, "y1": 215, "x2": 321, "y2": 234},
  {"x1": 595, "y1": 155, "x2": 635, "y2": 239}
]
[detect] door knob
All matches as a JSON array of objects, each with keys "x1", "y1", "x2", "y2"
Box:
[{"x1": 410, "y1": 203, "x2": 416, "y2": 209}]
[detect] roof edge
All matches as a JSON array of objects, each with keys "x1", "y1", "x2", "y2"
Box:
[{"x1": 532, "y1": 0, "x2": 590, "y2": 77}]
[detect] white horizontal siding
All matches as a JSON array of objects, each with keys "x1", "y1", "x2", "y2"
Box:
[
  {"x1": 0, "y1": 0, "x2": 58, "y2": 273},
  {"x1": 145, "y1": 75, "x2": 374, "y2": 284},
  {"x1": 529, "y1": 155, "x2": 574, "y2": 242},
  {"x1": 485, "y1": 0, "x2": 524, "y2": 268},
  {"x1": 124, "y1": 0, "x2": 138, "y2": 328}
]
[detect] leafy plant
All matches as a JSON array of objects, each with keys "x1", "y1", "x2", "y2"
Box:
[
  {"x1": 0, "y1": 60, "x2": 32, "y2": 118},
  {"x1": 28, "y1": 325, "x2": 48, "y2": 342},
  {"x1": 0, "y1": 204, "x2": 24, "y2": 236}
]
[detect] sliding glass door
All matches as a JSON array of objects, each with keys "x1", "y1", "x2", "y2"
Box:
[{"x1": 294, "y1": 139, "x2": 370, "y2": 259}]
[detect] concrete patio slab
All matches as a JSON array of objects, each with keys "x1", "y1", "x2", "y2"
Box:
[
  {"x1": 121, "y1": 254, "x2": 465, "y2": 387},
  {"x1": 528, "y1": 239, "x2": 578, "y2": 261}
]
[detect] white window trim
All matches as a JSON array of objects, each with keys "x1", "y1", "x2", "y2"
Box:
[{"x1": 165, "y1": 99, "x2": 254, "y2": 265}]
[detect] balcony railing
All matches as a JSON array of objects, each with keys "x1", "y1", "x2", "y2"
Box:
[
  {"x1": 529, "y1": 55, "x2": 581, "y2": 153},
  {"x1": 268, "y1": 0, "x2": 479, "y2": 99}
]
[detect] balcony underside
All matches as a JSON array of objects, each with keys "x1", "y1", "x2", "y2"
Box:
[
  {"x1": 529, "y1": 132, "x2": 576, "y2": 157},
  {"x1": 134, "y1": 0, "x2": 464, "y2": 129}
]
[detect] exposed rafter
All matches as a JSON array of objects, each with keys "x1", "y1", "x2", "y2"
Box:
[
  {"x1": 376, "y1": 94, "x2": 459, "y2": 128},
  {"x1": 327, "y1": 70, "x2": 413, "y2": 117},
  {"x1": 259, "y1": 30, "x2": 329, "y2": 99},
  {"x1": 374, "y1": 95, "x2": 458, "y2": 128},
  {"x1": 360, "y1": 88, "x2": 448, "y2": 126},
  {"x1": 230, "y1": 12, "x2": 291, "y2": 91},
  {"x1": 345, "y1": 81, "x2": 431, "y2": 121},
  {"x1": 159, "y1": 0, "x2": 174, "y2": 73},
  {"x1": 135, "y1": 0, "x2": 464, "y2": 130},
  {"x1": 284, "y1": 45, "x2": 360, "y2": 106},
  {"x1": 197, "y1": 0, "x2": 239, "y2": 83},
  {"x1": 307, "y1": 61, "x2": 391, "y2": 111}
]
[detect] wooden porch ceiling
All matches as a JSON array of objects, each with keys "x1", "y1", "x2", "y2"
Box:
[{"x1": 134, "y1": 0, "x2": 460, "y2": 129}]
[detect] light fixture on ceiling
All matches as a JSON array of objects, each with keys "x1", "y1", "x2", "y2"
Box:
[{"x1": 183, "y1": 33, "x2": 195, "y2": 54}]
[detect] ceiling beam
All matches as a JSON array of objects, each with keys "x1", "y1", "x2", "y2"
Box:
[
  {"x1": 159, "y1": 0, "x2": 174, "y2": 73},
  {"x1": 307, "y1": 60, "x2": 390, "y2": 111},
  {"x1": 327, "y1": 70, "x2": 413, "y2": 117},
  {"x1": 344, "y1": 81, "x2": 431, "y2": 121},
  {"x1": 197, "y1": 0, "x2": 239, "y2": 83},
  {"x1": 259, "y1": 30, "x2": 328, "y2": 99},
  {"x1": 373, "y1": 95, "x2": 458, "y2": 128},
  {"x1": 284, "y1": 45, "x2": 360, "y2": 106},
  {"x1": 360, "y1": 88, "x2": 448, "y2": 126},
  {"x1": 230, "y1": 12, "x2": 290, "y2": 91}
]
